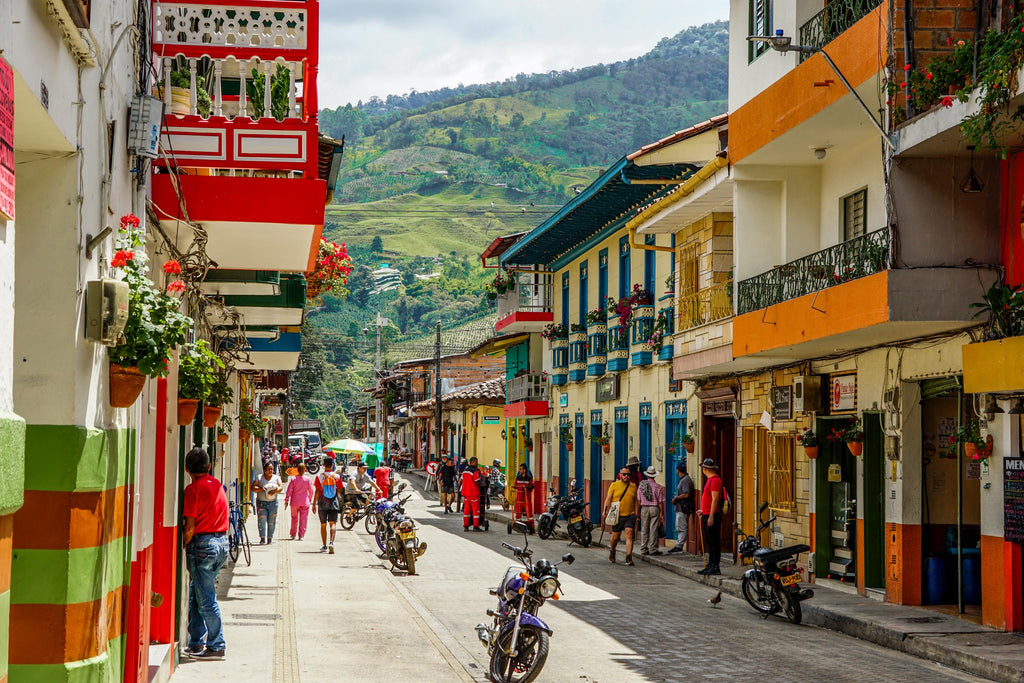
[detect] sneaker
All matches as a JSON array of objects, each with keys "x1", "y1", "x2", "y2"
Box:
[
  {"x1": 625, "y1": 555, "x2": 635, "y2": 566},
  {"x1": 320, "y1": 545, "x2": 328, "y2": 553},
  {"x1": 259, "y1": 538, "x2": 266, "y2": 545},
  {"x1": 464, "y1": 526, "x2": 471, "y2": 532},
  {"x1": 192, "y1": 648, "x2": 225, "y2": 660},
  {"x1": 328, "y1": 544, "x2": 335, "y2": 554},
  {"x1": 267, "y1": 539, "x2": 273, "y2": 545},
  {"x1": 706, "y1": 566, "x2": 721, "y2": 575},
  {"x1": 183, "y1": 644, "x2": 205, "y2": 658},
  {"x1": 697, "y1": 566, "x2": 710, "y2": 575},
  {"x1": 666, "y1": 547, "x2": 682, "y2": 554},
  {"x1": 640, "y1": 549, "x2": 649, "y2": 556},
  {"x1": 289, "y1": 535, "x2": 296, "y2": 541},
  {"x1": 651, "y1": 550, "x2": 663, "y2": 556}
]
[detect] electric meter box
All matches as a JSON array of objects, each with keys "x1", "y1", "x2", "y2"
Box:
[
  {"x1": 85, "y1": 278, "x2": 130, "y2": 346},
  {"x1": 127, "y1": 95, "x2": 164, "y2": 159},
  {"x1": 793, "y1": 375, "x2": 824, "y2": 414}
]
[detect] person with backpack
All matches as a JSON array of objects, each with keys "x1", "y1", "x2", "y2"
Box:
[
  {"x1": 667, "y1": 461, "x2": 694, "y2": 554},
  {"x1": 313, "y1": 457, "x2": 344, "y2": 554},
  {"x1": 697, "y1": 458, "x2": 725, "y2": 575}
]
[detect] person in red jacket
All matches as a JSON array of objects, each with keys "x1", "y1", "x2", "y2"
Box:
[{"x1": 461, "y1": 456, "x2": 483, "y2": 531}]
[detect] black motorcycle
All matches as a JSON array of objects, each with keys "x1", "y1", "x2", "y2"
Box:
[
  {"x1": 476, "y1": 522, "x2": 574, "y2": 683},
  {"x1": 536, "y1": 480, "x2": 592, "y2": 547},
  {"x1": 736, "y1": 502, "x2": 814, "y2": 624}
]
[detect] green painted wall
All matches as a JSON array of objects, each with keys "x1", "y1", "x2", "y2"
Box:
[
  {"x1": 22, "y1": 425, "x2": 130, "y2": 493},
  {"x1": 8, "y1": 635, "x2": 123, "y2": 683},
  {"x1": 0, "y1": 413, "x2": 26, "y2": 515},
  {"x1": 11, "y1": 537, "x2": 128, "y2": 605}
]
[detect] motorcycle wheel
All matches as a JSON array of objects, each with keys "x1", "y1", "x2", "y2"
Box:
[
  {"x1": 489, "y1": 624, "x2": 549, "y2": 683},
  {"x1": 742, "y1": 574, "x2": 775, "y2": 614},
  {"x1": 388, "y1": 543, "x2": 409, "y2": 571},
  {"x1": 568, "y1": 523, "x2": 592, "y2": 548},
  {"x1": 305, "y1": 459, "x2": 320, "y2": 475},
  {"x1": 404, "y1": 547, "x2": 416, "y2": 575},
  {"x1": 774, "y1": 583, "x2": 802, "y2": 624},
  {"x1": 365, "y1": 512, "x2": 379, "y2": 535},
  {"x1": 374, "y1": 528, "x2": 387, "y2": 553},
  {"x1": 537, "y1": 516, "x2": 554, "y2": 540},
  {"x1": 339, "y1": 508, "x2": 356, "y2": 530}
]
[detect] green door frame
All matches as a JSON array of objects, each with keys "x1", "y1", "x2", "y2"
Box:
[{"x1": 862, "y1": 412, "x2": 885, "y2": 589}]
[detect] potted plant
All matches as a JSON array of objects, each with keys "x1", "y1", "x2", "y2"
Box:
[
  {"x1": 204, "y1": 367, "x2": 234, "y2": 427},
  {"x1": 951, "y1": 419, "x2": 990, "y2": 461},
  {"x1": 558, "y1": 424, "x2": 573, "y2": 449},
  {"x1": 629, "y1": 283, "x2": 654, "y2": 306},
  {"x1": 246, "y1": 62, "x2": 293, "y2": 121},
  {"x1": 828, "y1": 418, "x2": 865, "y2": 456},
  {"x1": 541, "y1": 323, "x2": 569, "y2": 341},
  {"x1": 681, "y1": 426, "x2": 696, "y2": 454},
  {"x1": 569, "y1": 322, "x2": 588, "y2": 335},
  {"x1": 523, "y1": 435, "x2": 534, "y2": 452},
  {"x1": 664, "y1": 272, "x2": 675, "y2": 294},
  {"x1": 586, "y1": 307, "x2": 607, "y2": 326},
  {"x1": 158, "y1": 60, "x2": 213, "y2": 117},
  {"x1": 797, "y1": 426, "x2": 819, "y2": 459},
  {"x1": 238, "y1": 398, "x2": 263, "y2": 441},
  {"x1": 216, "y1": 415, "x2": 232, "y2": 443},
  {"x1": 589, "y1": 424, "x2": 611, "y2": 453},
  {"x1": 176, "y1": 339, "x2": 224, "y2": 425},
  {"x1": 306, "y1": 239, "x2": 353, "y2": 302},
  {"x1": 107, "y1": 213, "x2": 192, "y2": 407}
]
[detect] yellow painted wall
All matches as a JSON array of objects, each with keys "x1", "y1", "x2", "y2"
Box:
[{"x1": 465, "y1": 405, "x2": 505, "y2": 466}]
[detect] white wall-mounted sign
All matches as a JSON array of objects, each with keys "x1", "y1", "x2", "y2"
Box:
[{"x1": 830, "y1": 373, "x2": 857, "y2": 413}]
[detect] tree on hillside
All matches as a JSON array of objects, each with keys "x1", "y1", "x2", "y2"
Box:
[{"x1": 371, "y1": 236, "x2": 384, "y2": 253}]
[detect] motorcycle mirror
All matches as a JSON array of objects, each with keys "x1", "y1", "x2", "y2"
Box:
[
  {"x1": 512, "y1": 521, "x2": 530, "y2": 535},
  {"x1": 569, "y1": 478, "x2": 576, "y2": 488},
  {"x1": 562, "y1": 553, "x2": 575, "y2": 565},
  {"x1": 759, "y1": 501, "x2": 769, "y2": 513}
]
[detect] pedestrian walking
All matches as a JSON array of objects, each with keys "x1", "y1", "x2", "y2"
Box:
[
  {"x1": 374, "y1": 463, "x2": 392, "y2": 500},
  {"x1": 181, "y1": 447, "x2": 229, "y2": 660},
  {"x1": 461, "y1": 457, "x2": 483, "y2": 531},
  {"x1": 697, "y1": 458, "x2": 724, "y2": 575},
  {"x1": 437, "y1": 454, "x2": 457, "y2": 513},
  {"x1": 667, "y1": 462, "x2": 694, "y2": 554},
  {"x1": 285, "y1": 463, "x2": 315, "y2": 540},
  {"x1": 638, "y1": 465, "x2": 665, "y2": 556},
  {"x1": 603, "y1": 467, "x2": 638, "y2": 566},
  {"x1": 625, "y1": 454, "x2": 642, "y2": 485},
  {"x1": 253, "y1": 462, "x2": 283, "y2": 544},
  {"x1": 313, "y1": 457, "x2": 344, "y2": 554}
]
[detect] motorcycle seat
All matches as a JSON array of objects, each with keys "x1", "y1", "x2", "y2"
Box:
[{"x1": 752, "y1": 544, "x2": 810, "y2": 564}]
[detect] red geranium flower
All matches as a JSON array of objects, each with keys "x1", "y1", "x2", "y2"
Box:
[
  {"x1": 162, "y1": 259, "x2": 182, "y2": 275},
  {"x1": 166, "y1": 280, "x2": 186, "y2": 293},
  {"x1": 120, "y1": 213, "x2": 140, "y2": 231},
  {"x1": 940, "y1": 95, "x2": 955, "y2": 108},
  {"x1": 111, "y1": 250, "x2": 135, "y2": 267}
]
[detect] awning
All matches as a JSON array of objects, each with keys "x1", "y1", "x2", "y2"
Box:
[
  {"x1": 481, "y1": 232, "x2": 528, "y2": 266},
  {"x1": 468, "y1": 333, "x2": 530, "y2": 358}
]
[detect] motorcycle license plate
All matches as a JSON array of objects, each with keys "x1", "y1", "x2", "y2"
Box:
[
  {"x1": 399, "y1": 531, "x2": 416, "y2": 541},
  {"x1": 780, "y1": 573, "x2": 801, "y2": 587},
  {"x1": 569, "y1": 515, "x2": 583, "y2": 524}
]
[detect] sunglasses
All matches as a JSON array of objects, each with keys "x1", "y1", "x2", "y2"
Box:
[{"x1": 619, "y1": 471, "x2": 629, "y2": 476}]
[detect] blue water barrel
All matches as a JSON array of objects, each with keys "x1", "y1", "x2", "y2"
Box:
[
  {"x1": 925, "y1": 555, "x2": 950, "y2": 604},
  {"x1": 962, "y1": 555, "x2": 981, "y2": 605}
]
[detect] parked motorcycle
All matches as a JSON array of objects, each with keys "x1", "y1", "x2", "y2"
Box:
[
  {"x1": 283, "y1": 448, "x2": 321, "y2": 475},
  {"x1": 366, "y1": 483, "x2": 407, "y2": 535},
  {"x1": 476, "y1": 521, "x2": 574, "y2": 683},
  {"x1": 536, "y1": 480, "x2": 592, "y2": 547},
  {"x1": 372, "y1": 492, "x2": 413, "y2": 551},
  {"x1": 736, "y1": 502, "x2": 814, "y2": 624}
]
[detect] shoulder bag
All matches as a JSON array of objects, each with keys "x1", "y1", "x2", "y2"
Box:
[{"x1": 605, "y1": 481, "x2": 632, "y2": 527}]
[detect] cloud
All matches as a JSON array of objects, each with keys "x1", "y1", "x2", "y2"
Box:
[{"x1": 317, "y1": 2, "x2": 726, "y2": 108}]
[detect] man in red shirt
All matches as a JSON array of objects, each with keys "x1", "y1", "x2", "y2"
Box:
[
  {"x1": 182, "y1": 447, "x2": 229, "y2": 659},
  {"x1": 374, "y1": 464, "x2": 392, "y2": 500},
  {"x1": 697, "y1": 458, "x2": 723, "y2": 575},
  {"x1": 461, "y1": 457, "x2": 483, "y2": 531}
]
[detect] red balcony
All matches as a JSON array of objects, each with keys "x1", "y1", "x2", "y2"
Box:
[
  {"x1": 495, "y1": 275, "x2": 553, "y2": 334},
  {"x1": 504, "y1": 372, "x2": 550, "y2": 419}
]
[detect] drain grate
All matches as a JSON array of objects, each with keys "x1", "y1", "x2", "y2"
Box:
[
  {"x1": 233, "y1": 613, "x2": 282, "y2": 620},
  {"x1": 900, "y1": 616, "x2": 946, "y2": 624}
]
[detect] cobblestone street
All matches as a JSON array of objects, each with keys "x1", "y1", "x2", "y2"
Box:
[{"x1": 177, "y1": 476, "x2": 996, "y2": 682}]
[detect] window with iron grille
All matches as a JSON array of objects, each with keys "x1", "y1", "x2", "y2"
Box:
[
  {"x1": 768, "y1": 432, "x2": 796, "y2": 511},
  {"x1": 678, "y1": 242, "x2": 699, "y2": 297},
  {"x1": 748, "y1": 0, "x2": 773, "y2": 63},
  {"x1": 842, "y1": 188, "x2": 867, "y2": 241}
]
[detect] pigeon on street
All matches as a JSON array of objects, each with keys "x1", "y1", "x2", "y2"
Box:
[{"x1": 708, "y1": 591, "x2": 722, "y2": 607}]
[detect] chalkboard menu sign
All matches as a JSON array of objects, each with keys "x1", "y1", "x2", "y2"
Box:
[{"x1": 1005, "y1": 457, "x2": 1024, "y2": 543}]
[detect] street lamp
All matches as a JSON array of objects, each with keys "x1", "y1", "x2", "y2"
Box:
[{"x1": 747, "y1": 29, "x2": 896, "y2": 150}]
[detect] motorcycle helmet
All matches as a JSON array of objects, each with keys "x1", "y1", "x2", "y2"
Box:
[
  {"x1": 492, "y1": 459, "x2": 502, "y2": 467},
  {"x1": 533, "y1": 558, "x2": 554, "y2": 576}
]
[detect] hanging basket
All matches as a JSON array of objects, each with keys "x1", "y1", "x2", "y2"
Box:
[
  {"x1": 216, "y1": 433, "x2": 229, "y2": 443},
  {"x1": 847, "y1": 441, "x2": 863, "y2": 457},
  {"x1": 177, "y1": 398, "x2": 200, "y2": 426},
  {"x1": 565, "y1": 441, "x2": 573, "y2": 451},
  {"x1": 109, "y1": 364, "x2": 146, "y2": 408},
  {"x1": 203, "y1": 405, "x2": 223, "y2": 428},
  {"x1": 964, "y1": 442, "x2": 978, "y2": 459},
  {"x1": 684, "y1": 441, "x2": 695, "y2": 454},
  {"x1": 602, "y1": 443, "x2": 610, "y2": 454},
  {"x1": 804, "y1": 446, "x2": 819, "y2": 459}
]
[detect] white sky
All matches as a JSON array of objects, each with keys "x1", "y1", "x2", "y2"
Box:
[{"x1": 318, "y1": 1, "x2": 728, "y2": 109}]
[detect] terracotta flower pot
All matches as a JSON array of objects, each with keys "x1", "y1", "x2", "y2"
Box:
[
  {"x1": 216, "y1": 433, "x2": 229, "y2": 443},
  {"x1": 239, "y1": 428, "x2": 250, "y2": 441},
  {"x1": 964, "y1": 442, "x2": 977, "y2": 459},
  {"x1": 684, "y1": 442, "x2": 695, "y2": 454},
  {"x1": 203, "y1": 405, "x2": 223, "y2": 428},
  {"x1": 109, "y1": 364, "x2": 146, "y2": 408},
  {"x1": 565, "y1": 442, "x2": 573, "y2": 450},
  {"x1": 177, "y1": 398, "x2": 200, "y2": 426},
  {"x1": 847, "y1": 441, "x2": 863, "y2": 457},
  {"x1": 804, "y1": 445, "x2": 819, "y2": 459},
  {"x1": 602, "y1": 443, "x2": 610, "y2": 454}
]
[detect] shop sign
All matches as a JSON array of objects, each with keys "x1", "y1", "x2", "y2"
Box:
[
  {"x1": 1004, "y1": 457, "x2": 1024, "y2": 543},
  {"x1": 827, "y1": 464, "x2": 842, "y2": 482},
  {"x1": 0, "y1": 58, "x2": 13, "y2": 221},
  {"x1": 830, "y1": 373, "x2": 857, "y2": 413},
  {"x1": 595, "y1": 374, "x2": 618, "y2": 402},
  {"x1": 558, "y1": 393, "x2": 568, "y2": 408},
  {"x1": 772, "y1": 386, "x2": 793, "y2": 421},
  {"x1": 482, "y1": 416, "x2": 500, "y2": 425}
]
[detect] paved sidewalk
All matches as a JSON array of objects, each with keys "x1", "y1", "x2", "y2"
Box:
[{"x1": 407, "y1": 467, "x2": 1024, "y2": 683}]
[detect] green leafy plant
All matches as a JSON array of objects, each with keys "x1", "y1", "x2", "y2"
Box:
[
  {"x1": 541, "y1": 323, "x2": 568, "y2": 340},
  {"x1": 588, "y1": 423, "x2": 610, "y2": 446},
  {"x1": 107, "y1": 214, "x2": 193, "y2": 378},
  {"x1": 827, "y1": 418, "x2": 863, "y2": 444},
  {"x1": 558, "y1": 424, "x2": 573, "y2": 442},
  {"x1": 585, "y1": 307, "x2": 607, "y2": 325},
  {"x1": 569, "y1": 322, "x2": 588, "y2": 333},
  {"x1": 246, "y1": 62, "x2": 293, "y2": 121},
  {"x1": 217, "y1": 414, "x2": 233, "y2": 436},
  {"x1": 950, "y1": 419, "x2": 987, "y2": 449},
  {"x1": 206, "y1": 367, "x2": 234, "y2": 407},
  {"x1": 177, "y1": 340, "x2": 224, "y2": 401},
  {"x1": 523, "y1": 435, "x2": 534, "y2": 449},
  {"x1": 797, "y1": 427, "x2": 818, "y2": 447},
  {"x1": 971, "y1": 280, "x2": 1024, "y2": 340},
  {"x1": 238, "y1": 398, "x2": 265, "y2": 433},
  {"x1": 168, "y1": 68, "x2": 212, "y2": 118}
]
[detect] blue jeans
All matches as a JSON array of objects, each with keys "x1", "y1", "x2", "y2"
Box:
[
  {"x1": 186, "y1": 534, "x2": 229, "y2": 651},
  {"x1": 257, "y1": 499, "x2": 278, "y2": 541}
]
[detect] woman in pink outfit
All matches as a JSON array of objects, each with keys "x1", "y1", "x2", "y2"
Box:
[{"x1": 285, "y1": 463, "x2": 315, "y2": 540}]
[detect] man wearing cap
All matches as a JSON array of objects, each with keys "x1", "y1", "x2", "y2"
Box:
[
  {"x1": 668, "y1": 461, "x2": 694, "y2": 554},
  {"x1": 638, "y1": 465, "x2": 665, "y2": 556},
  {"x1": 698, "y1": 458, "x2": 723, "y2": 575},
  {"x1": 603, "y1": 466, "x2": 638, "y2": 565},
  {"x1": 437, "y1": 454, "x2": 457, "y2": 514}
]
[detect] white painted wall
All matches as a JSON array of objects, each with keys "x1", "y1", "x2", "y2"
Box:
[{"x1": 819, "y1": 138, "x2": 886, "y2": 243}]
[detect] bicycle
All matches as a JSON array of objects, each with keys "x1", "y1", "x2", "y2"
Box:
[{"x1": 228, "y1": 501, "x2": 253, "y2": 566}]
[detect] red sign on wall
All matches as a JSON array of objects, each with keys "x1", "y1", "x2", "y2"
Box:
[{"x1": 0, "y1": 58, "x2": 13, "y2": 221}]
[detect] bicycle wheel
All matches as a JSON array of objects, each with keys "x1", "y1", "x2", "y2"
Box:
[
  {"x1": 365, "y1": 511, "x2": 379, "y2": 535},
  {"x1": 239, "y1": 518, "x2": 252, "y2": 567},
  {"x1": 228, "y1": 518, "x2": 239, "y2": 563},
  {"x1": 340, "y1": 507, "x2": 356, "y2": 530}
]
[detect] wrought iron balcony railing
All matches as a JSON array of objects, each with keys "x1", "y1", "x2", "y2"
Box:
[
  {"x1": 737, "y1": 228, "x2": 891, "y2": 314},
  {"x1": 798, "y1": 0, "x2": 884, "y2": 60},
  {"x1": 677, "y1": 281, "x2": 733, "y2": 331},
  {"x1": 506, "y1": 372, "x2": 550, "y2": 404},
  {"x1": 497, "y1": 275, "x2": 553, "y2": 320}
]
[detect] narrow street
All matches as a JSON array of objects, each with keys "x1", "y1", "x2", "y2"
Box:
[{"x1": 174, "y1": 475, "x2": 994, "y2": 683}]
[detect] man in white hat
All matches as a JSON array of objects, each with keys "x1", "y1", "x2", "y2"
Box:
[{"x1": 638, "y1": 465, "x2": 665, "y2": 556}]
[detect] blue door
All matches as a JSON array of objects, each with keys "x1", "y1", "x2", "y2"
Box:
[
  {"x1": 558, "y1": 441, "x2": 569, "y2": 496},
  {"x1": 574, "y1": 426, "x2": 585, "y2": 489},
  {"x1": 614, "y1": 423, "x2": 628, "y2": 474},
  {"x1": 590, "y1": 425, "x2": 602, "y2": 521},
  {"x1": 664, "y1": 409, "x2": 688, "y2": 541},
  {"x1": 639, "y1": 414, "x2": 652, "y2": 472}
]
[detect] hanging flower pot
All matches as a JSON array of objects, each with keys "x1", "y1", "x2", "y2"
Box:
[
  {"x1": 602, "y1": 443, "x2": 610, "y2": 454},
  {"x1": 684, "y1": 441, "x2": 695, "y2": 454},
  {"x1": 216, "y1": 433, "x2": 229, "y2": 443},
  {"x1": 239, "y1": 428, "x2": 250, "y2": 441},
  {"x1": 847, "y1": 441, "x2": 863, "y2": 457},
  {"x1": 177, "y1": 398, "x2": 200, "y2": 426},
  {"x1": 203, "y1": 405, "x2": 223, "y2": 428},
  {"x1": 109, "y1": 364, "x2": 147, "y2": 408},
  {"x1": 565, "y1": 441, "x2": 573, "y2": 450},
  {"x1": 805, "y1": 446, "x2": 819, "y2": 459},
  {"x1": 964, "y1": 442, "x2": 977, "y2": 459}
]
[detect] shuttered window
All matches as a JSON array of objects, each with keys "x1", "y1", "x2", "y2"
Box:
[
  {"x1": 842, "y1": 188, "x2": 867, "y2": 241},
  {"x1": 768, "y1": 432, "x2": 796, "y2": 512},
  {"x1": 749, "y1": 0, "x2": 772, "y2": 62}
]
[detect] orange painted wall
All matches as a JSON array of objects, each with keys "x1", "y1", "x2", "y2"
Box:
[
  {"x1": 886, "y1": 522, "x2": 922, "y2": 605},
  {"x1": 733, "y1": 272, "x2": 889, "y2": 357},
  {"x1": 856, "y1": 517, "x2": 866, "y2": 594},
  {"x1": 730, "y1": 1, "x2": 890, "y2": 164},
  {"x1": 981, "y1": 534, "x2": 1006, "y2": 629}
]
